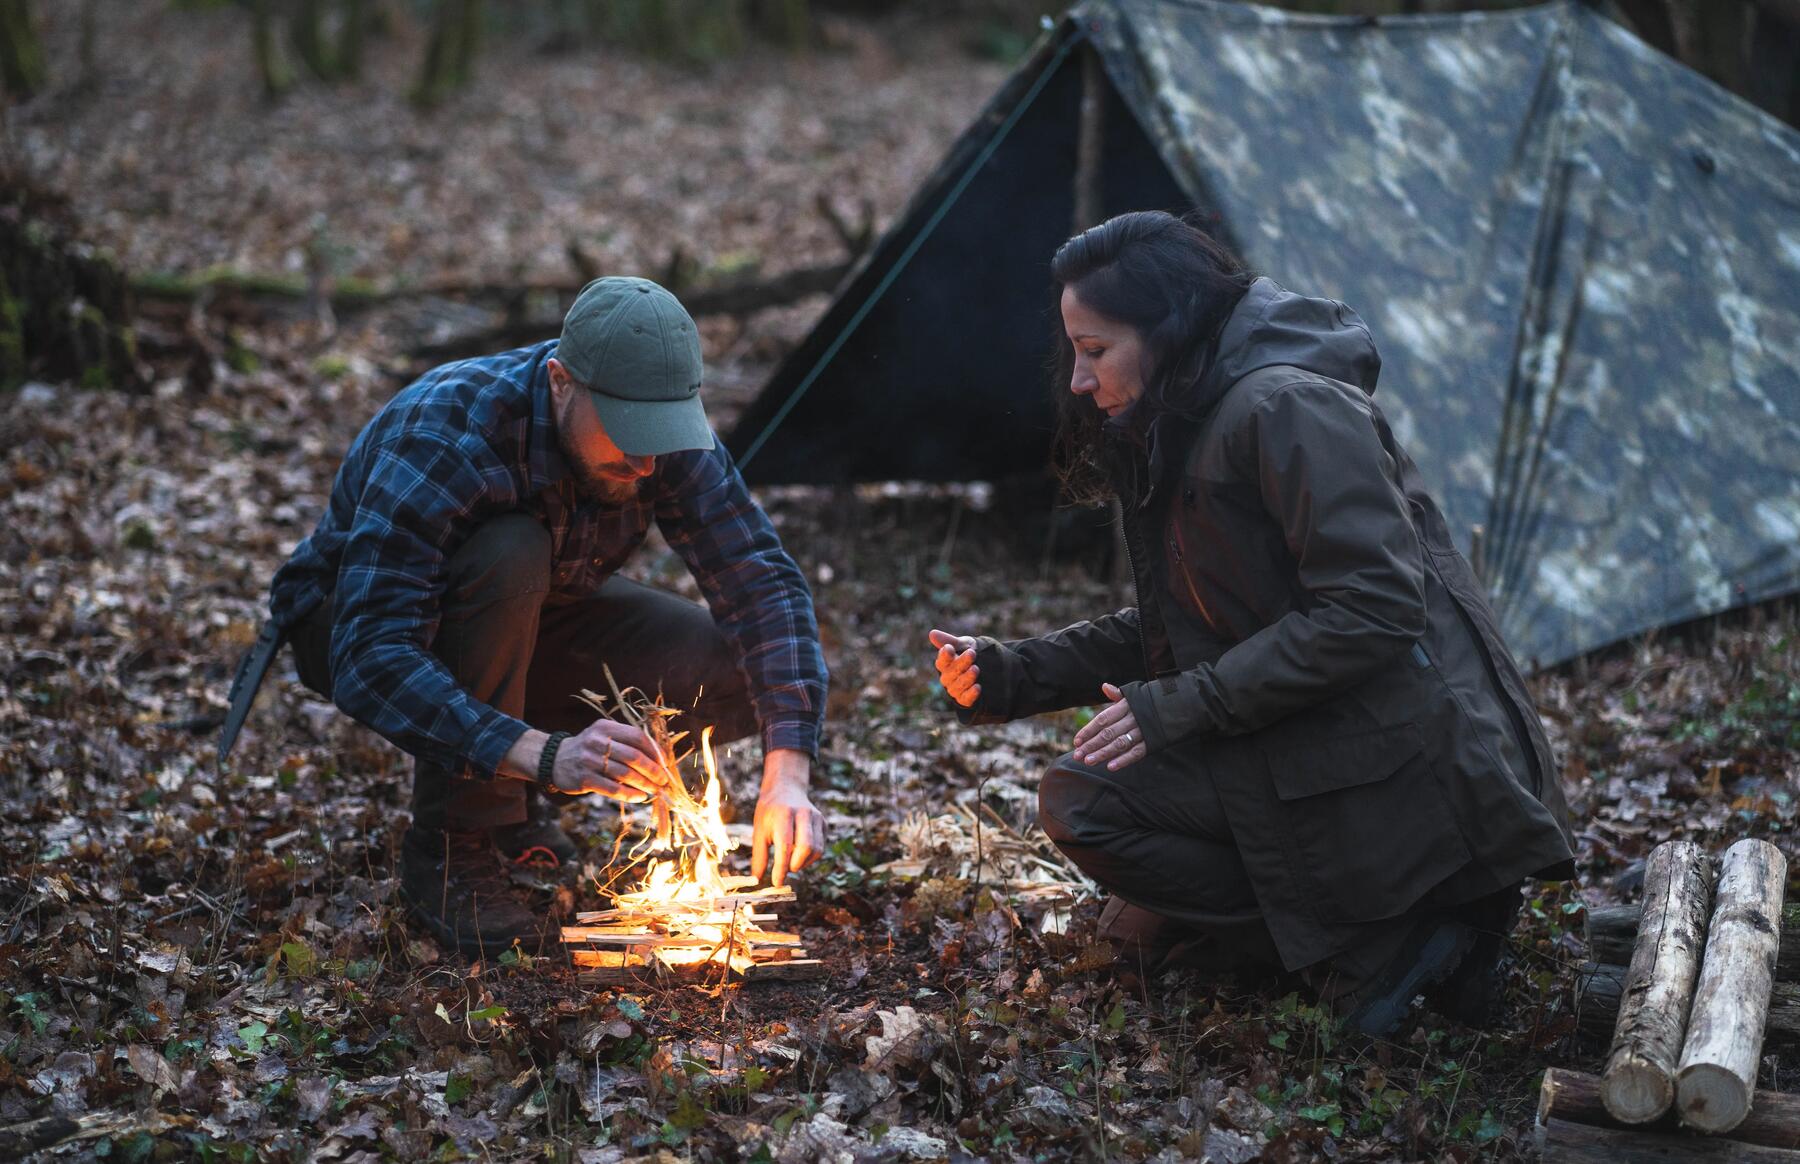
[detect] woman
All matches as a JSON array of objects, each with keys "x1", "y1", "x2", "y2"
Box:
[{"x1": 928, "y1": 211, "x2": 1574, "y2": 1035}]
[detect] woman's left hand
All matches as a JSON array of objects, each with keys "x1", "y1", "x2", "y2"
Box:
[{"x1": 1073, "y1": 683, "x2": 1148, "y2": 771}]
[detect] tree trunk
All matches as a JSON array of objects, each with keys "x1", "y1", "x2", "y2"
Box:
[
  {"x1": 750, "y1": 0, "x2": 809, "y2": 51},
  {"x1": 449, "y1": 0, "x2": 480, "y2": 87},
  {"x1": 414, "y1": 0, "x2": 481, "y2": 107},
  {"x1": 76, "y1": 0, "x2": 97, "y2": 92},
  {"x1": 290, "y1": 0, "x2": 336, "y2": 80},
  {"x1": 0, "y1": 205, "x2": 144, "y2": 392},
  {"x1": 250, "y1": 0, "x2": 293, "y2": 100},
  {"x1": 1588, "y1": 903, "x2": 1800, "y2": 980},
  {"x1": 1539, "y1": 1117, "x2": 1800, "y2": 1162},
  {"x1": 1602, "y1": 841, "x2": 1713, "y2": 1124},
  {"x1": 1676, "y1": 839, "x2": 1788, "y2": 1135},
  {"x1": 0, "y1": 0, "x2": 45, "y2": 98},
  {"x1": 336, "y1": 0, "x2": 364, "y2": 80}
]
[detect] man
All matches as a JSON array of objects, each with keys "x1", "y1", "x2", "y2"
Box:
[{"x1": 226, "y1": 276, "x2": 828, "y2": 956}]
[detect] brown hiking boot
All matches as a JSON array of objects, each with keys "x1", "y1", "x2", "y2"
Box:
[
  {"x1": 400, "y1": 828, "x2": 550, "y2": 957},
  {"x1": 491, "y1": 787, "x2": 579, "y2": 868}
]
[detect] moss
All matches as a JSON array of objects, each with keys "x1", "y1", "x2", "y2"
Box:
[{"x1": 225, "y1": 331, "x2": 261, "y2": 374}]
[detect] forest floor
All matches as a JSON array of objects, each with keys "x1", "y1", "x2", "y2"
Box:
[{"x1": 4, "y1": 5, "x2": 1800, "y2": 1163}]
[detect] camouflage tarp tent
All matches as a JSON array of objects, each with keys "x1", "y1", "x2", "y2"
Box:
[{"x1": 725, "y1": 0, "x2": 1800, "y2": 668}]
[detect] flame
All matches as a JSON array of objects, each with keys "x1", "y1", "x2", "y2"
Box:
[{"x1": 605, "y1": 726, "x2": 768, "y2": 973}]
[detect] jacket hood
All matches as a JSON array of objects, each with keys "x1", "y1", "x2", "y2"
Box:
[{"x1": 1193, "y1": 278, "x2": 1383, "y2": 411}]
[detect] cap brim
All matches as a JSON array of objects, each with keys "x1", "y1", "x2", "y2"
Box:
[{"x1": 589, "y1": 390, "x2": 714, "y2": 457}]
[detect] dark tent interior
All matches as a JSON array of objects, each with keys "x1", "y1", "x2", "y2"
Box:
[{"x1": 727, "y1": 21, "x2": 1189, "y2": 484}]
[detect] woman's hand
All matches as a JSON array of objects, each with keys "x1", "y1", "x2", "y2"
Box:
[
  {"x1": 928, "y1": 628, "x2": 981, "y2": 708},
  {"x1": 552, "y1": 719, "x2": 671, "y2": 801},
  {"x1": 1073, "y1": 683, "x2": 1147, "y2": 771}
]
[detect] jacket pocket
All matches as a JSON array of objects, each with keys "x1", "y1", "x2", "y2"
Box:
[{"x1": 1264, "y1": 722, "x2": 1472, "y2": 925}]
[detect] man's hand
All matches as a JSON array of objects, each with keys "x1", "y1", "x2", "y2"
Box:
[
  {"x1": 929, "y1": 628, "x2": 981, "y2": 708},
  {"x1": 751, "y1": 748, "x2": 824, "y2": 887},
  {"x1": 552, "y1": 719, "x2": 671, "y2": 801},
  {"x1": 1072, "y1": 683, "x2": 1147, "y2": 771}
]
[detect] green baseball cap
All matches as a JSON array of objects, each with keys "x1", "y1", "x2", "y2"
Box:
[{"x1": 556, "y1": 276, "x2": 711, "y2": 456}]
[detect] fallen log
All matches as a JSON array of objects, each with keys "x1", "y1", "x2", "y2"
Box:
[
  {"x1": 1602, "y1": 841, "x2": 1713, "y2": 1123},
  {"x1": 1578, "y1": 963, "x2": 1800, "y2": 1045},
  {"x1": 1541, "y1": 1069, "x2": 1800, "y2": 1150},
  {"x1": 1588, "y1": 903, "x2": 1800, "y2": 980},
  {"x1": 1539, "y1": 1117, "x2": 1800, "y2": 1162},
  {"x1": 1677, "y1": 838, "x2": 1788, "y2": 1134}
]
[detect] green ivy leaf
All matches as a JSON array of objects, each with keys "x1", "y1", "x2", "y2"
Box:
[
  {"x1": 445, "y1": 1073, "x2": 473, "y2": 1106},
  {"x1": 1297, "y1": 1102, "x2": 1339, "y2": 1122},
  {"x1": 279, "y1": 941, "x2": 316, "y2": 978},
  {"x1": 237, "y1": 1021, "x2": 269, "y2": 1054}
]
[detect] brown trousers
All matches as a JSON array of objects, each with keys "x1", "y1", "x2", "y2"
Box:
[{"x1": 291, "y1": 512, "x2": 754, "y2": 832}]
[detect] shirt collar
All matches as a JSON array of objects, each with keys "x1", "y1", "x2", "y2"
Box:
[{"x1": 525, "y1": 340, "x2": 572, "y2": 494}]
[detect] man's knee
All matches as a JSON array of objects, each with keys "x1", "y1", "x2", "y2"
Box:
[
  {"x1": 446, "y1": 514, "x2": 552, "y2": 607},
  {"x1": 1038, "y1": 755, "x2": 1112, "y2": 848}
]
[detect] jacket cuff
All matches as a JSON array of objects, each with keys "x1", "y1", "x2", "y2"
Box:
[
  {"x1": 1122, "y1": 671, "x2": 1215, "y2": 753},
  {"x1": 953, "y1": 637, "x2": 1015, "y2": 726}
]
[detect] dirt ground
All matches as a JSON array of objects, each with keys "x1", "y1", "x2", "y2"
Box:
[{"x1": 4, "y1": 4, "x2": 1799, "y2": 1162}]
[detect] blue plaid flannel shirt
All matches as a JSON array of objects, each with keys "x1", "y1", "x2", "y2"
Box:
[{"x1": 267, "y1": 340, "x2": 826, "y2": 778}]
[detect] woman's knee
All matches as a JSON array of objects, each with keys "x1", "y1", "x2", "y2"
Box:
[
  {"x1": 1038, "y1": 756, "x2": 1110, "y2": 848},
  {"x1": 446, "y1": 513, "x2": 552, "y2": 606}
]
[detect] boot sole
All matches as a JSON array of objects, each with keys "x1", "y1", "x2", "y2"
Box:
[{"x1": 1347, "y1": 923, "x2": 1477, "y2": 1037}]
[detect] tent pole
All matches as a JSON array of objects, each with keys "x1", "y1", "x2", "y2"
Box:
[
  {"x1": 1074, "y1": 44, "x2": 1105, "y2": 232},
  {"x1": 1071, "y1": 43, "x2": 1133, "y2": 591}
]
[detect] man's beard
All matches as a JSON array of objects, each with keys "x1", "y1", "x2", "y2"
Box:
[{"x1": 557, "y1": 426, "x2": 643, "y2": 505}]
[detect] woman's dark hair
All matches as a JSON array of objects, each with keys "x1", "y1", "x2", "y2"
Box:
[{"x1": 1049, "y1": 210, "x2": 1252, "y2": 506}]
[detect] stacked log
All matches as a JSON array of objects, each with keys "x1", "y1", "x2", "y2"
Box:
[
  {"x1": 1553, "y1": 839, "x2": 1792, "y2": 1160},
  {"x1": 1599, "y1": 841, "x2": 1712, "y2": 1123},
  {"x1": 1590, "y1": 902, "x2": 1800, "y2": 979},
  {"x1": 1675, "y1": 840, "x2": 1788, "y2": 1133}
]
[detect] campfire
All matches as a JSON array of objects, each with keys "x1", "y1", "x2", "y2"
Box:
[{"x1": 560, "y1": 674, "x2": 822, "y2": 984}]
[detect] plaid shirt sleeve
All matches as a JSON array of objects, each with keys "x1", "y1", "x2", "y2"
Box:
[
  {"x1": 328, "y1": 430, "x2": 529, "y2": 779},
  {"x1": 655, "y1": 439, "x2": 828, "y2": 758}
]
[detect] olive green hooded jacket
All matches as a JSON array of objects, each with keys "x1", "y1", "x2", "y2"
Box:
[{"x1": 967, "y1": 278, "x2": 1577, "y2": 969}]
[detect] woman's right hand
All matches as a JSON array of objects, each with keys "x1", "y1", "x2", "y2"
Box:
[
  {"x1": 553, "y1": 719, "x2": 671, "y2": 801},
  {"x1": 928, "y1": 628, "x2": 981, "y2": 708}
]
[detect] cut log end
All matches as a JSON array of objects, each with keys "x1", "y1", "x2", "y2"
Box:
[
  {"x1": 1601, "y1": 1056, "x2": 1676, "y2": 1124},
  {"x1": 1678, "y1": 1061, "x2": 1754, "y2": 1134}
]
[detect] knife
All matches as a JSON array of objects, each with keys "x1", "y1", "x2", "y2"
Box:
[{"x1": 217, "y1": 618, "x2": 287, "y2": 764}]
